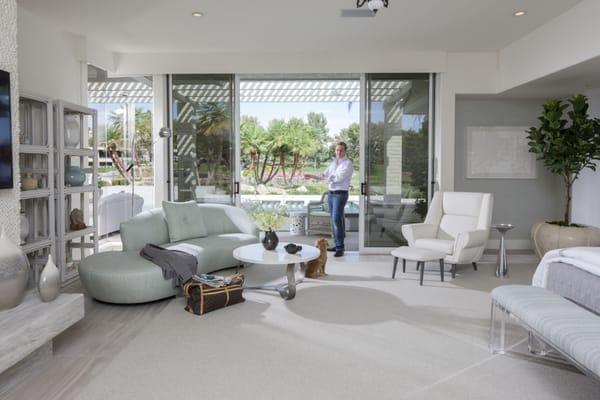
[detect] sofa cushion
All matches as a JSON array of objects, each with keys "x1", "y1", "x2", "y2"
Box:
[
  {"x1": 166, "y1": 233, "x2": 258, "y2": 274},
  {"x1": 120, "y1": 208, "x2": 170, "y2": 252},
  {"x1": 197, "y1": 206, "x2": 240, "y2": 235},
  {"x1": 414, "y1": 238, "x2": 454, "y2": 254},
  {"x1": 162, "y1": 201, "x2": 208, "y2": 242}
]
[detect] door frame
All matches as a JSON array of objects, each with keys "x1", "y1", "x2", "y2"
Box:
[{"x1": 358, "y1": 73, "x2": 436, "y2": 254}]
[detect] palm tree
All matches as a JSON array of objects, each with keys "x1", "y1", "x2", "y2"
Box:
[{"x1": 193, "y1": 102, "x2": 231, "y2": 185}]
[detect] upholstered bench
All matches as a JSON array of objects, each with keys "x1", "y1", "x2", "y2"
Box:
[
  {"x1": 390, "y1": 246, "x2": 446, "y2": 286},
  {"x1": 490, "y1": 285, "x2": 600, "y2": 381}
]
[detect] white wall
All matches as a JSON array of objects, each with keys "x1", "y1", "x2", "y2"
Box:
[
  {"x1": 0, "y1": 0, "x2": 20, "y2": 243},
  {"x1": 571, "y1": 87, "x2": 600, "y2": 228},
  {"x1": 499, "y1": 0, "x2": 600, "y2": 92},
  {"x1": 17, "y1": 7, "x2": 84, "y2": 105},
  {"x1": 115, "y1": 51, "x2": 447, "y2": 75}
]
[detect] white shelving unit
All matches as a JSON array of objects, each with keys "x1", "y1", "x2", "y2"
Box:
[
  {"x1": 18, "y1": 94, "x2": 55, "y2": 289},
  {"x1": 54, "y1": 100, "x2": 99, "y2": 285}
]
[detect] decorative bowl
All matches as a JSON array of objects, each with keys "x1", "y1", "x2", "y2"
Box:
[{"x1": 284, "y1": 243, "x2": 302, "y2": 254}]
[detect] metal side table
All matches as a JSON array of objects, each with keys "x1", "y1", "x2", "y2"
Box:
[{"x1": 492, "y1": 224, "x2": 514, "y2": 278}]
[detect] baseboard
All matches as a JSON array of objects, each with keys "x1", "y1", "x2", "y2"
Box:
[{"x1": 486, "y1": 239, "x2": 531, "y2": 251}]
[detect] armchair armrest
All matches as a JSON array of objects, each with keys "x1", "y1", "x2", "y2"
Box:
[
  {"x1": 454, "y1": 229, "x2": 487, "y2": 252},
  {"x1": 401, "y1": 223, "x2": 438, "y2": 246}
]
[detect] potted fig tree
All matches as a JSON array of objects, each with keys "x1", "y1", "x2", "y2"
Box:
[{"x1": 528, "y1": 94, "x2": 600, "y2": 258}]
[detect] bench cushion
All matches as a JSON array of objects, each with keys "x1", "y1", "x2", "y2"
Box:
[
  {"x1": 391, "y1": 246, "x2": 446, "y2": 262},
  {"x1": 492, "y1": 285, "x2": 600, "y2": 377}
]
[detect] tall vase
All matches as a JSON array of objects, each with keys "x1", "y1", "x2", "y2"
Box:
[
  {"x1": 0, "y1": 225, "x2": 30, "y2": 311},
  {"x1": 262, "y1": 229, "x2": 279, "y2": 251},
  {"x1": 38, "y1": 256, "x2": 60, "y2": 302}
]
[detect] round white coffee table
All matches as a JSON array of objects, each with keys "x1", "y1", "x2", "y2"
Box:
[{"x1": 233, "y1": 242, "x2": 320, "y2": 300}]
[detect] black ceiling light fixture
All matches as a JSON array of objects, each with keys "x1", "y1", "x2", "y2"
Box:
[{"x1": 356, "y1": 0, "x2": 389, "y2": 14}]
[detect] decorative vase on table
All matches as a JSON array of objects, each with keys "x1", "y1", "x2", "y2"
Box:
[
  {"x1": 65, "y1": 166, "x2": 86, "y2": 187},
  {"x1": 0, "y1": 225, "x2": 30, "y2": 311},
  {"x1": 19, "y1": 211, "x2": 30, "y2": 244},
  {"x1": 262, "y1": 229, "x2": 279, "y2": 251},
  {"x1": 38, "y1": 256, "x2": 60, "y2": 302}
]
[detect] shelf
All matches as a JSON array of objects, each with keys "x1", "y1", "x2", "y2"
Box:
[
  {"x1": 20, "y1": 189, "x2": 51, "y2": 200},
  {"x1": 19, "y1": 145, "x2": 50, "y2": 154},
  {"x1": 21, "y1": 238, "x2": 53, "y2": 254},
  {"x1": 63, "y1": 148, "x2": 94, "y2": 157},
  {"x1": 64, "y1": 227, "x2": 95, "y2": 241},
  {"x1": 63, "y1": 185, "x2": 96, "y2": 195}
]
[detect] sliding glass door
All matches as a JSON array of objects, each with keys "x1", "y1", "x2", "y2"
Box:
[
  {"x1": 360, "y1": 74, "x2": 433, "y2": 251},
  {"x1": 170, "y1": 75, "x2": 236, "y2": 204}
]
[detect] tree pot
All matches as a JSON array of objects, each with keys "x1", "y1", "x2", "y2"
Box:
[
  {"x1": 262, "y1": 229, "x2": 279, "y2": 251},
  {"x1": 531, "y1": 221, "x2": 600, "y2": 259}
]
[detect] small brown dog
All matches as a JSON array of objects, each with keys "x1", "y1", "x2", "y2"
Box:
[{"x1": 305, "y1": 238, "x2": 328, "y2": 279}]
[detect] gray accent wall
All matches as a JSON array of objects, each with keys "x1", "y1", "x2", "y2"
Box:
[
  {"x1": 572, "y1": 88, "x2": 600, "y2": 228},
  {"x1": 455, "y1": 98, "x2": 563, "y2": 241}
]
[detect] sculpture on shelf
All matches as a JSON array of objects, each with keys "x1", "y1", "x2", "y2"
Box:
[
  {"x1": 20, "y1": 211, "x2": 29, "y2": 244},
  {"x1": 69, "y1": 208, "x2": 86, "y2": 231},
  {"x1": 21, "y1": 172, "x2": 38, "y2": 190},
  {"x1": 0, "y1": 225, "x2": 30, "y2": 311}
]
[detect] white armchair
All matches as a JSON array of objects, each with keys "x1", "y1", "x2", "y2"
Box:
[{"x1": 401, "y1": 192, "x2": 493, "y2": 276}]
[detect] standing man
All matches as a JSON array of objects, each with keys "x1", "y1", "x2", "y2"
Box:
[{"x1": 322, "y1": 142, "x2": 353, "y2": 257}]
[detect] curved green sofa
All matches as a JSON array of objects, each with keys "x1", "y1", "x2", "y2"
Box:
[{"x1": 80, "y1": 204, "x2": 259, "y2": 304}]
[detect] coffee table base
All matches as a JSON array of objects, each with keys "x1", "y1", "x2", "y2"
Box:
[{"x1": 244, "y1": 262, "x2": 306, "y2": 300}]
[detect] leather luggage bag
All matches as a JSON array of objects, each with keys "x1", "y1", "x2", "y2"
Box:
[{"x1": 183, "y1": 274, "x2": 245, "y2": 315}]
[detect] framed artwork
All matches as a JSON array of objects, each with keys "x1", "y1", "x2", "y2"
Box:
[{"x1": 466, "y1": 126, "x2": 536, "y2": 179}]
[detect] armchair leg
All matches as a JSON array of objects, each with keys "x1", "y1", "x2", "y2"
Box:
[
  {"x1": 416, "y1": 263, "x2": 420, "y2": 271},
  {"x1": 402, "y1": 259, "x2": 406, "y2": 273},
  {"x1": 439, "y1": 259, "x2": 444, "y2": 282},
  {"x1": 392, "y1": 257, "x2": 398, "y2": 279},
  {"x1": 472, "y1": 262, "x2": 478, "y2": 271},
  {"x1": 451, "y1": 264, "x2": 457, "y2": 279},
  {"x1": 419, "y1": 261, "x2": 425, "y2": 286}
]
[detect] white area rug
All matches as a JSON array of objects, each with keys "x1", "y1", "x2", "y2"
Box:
[{"x1": 78, "y1": 256, "x2": 600, "y2": 400}]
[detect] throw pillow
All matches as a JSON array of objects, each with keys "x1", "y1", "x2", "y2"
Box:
[{"x1": 162, "y1": 201, "x2": 208, "y2": 242}]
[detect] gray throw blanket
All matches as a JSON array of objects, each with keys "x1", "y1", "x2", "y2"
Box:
[{"x1": 140, "y1": 244, "x2": 197, "y2": 288}]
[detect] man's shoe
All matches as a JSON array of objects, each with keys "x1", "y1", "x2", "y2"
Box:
[
  {"x1": 327, "y1": 247, "x2": 336, "y2": 252},
  {"x1": 334, "y1": 250, "x2": 344, "y2": 257}
]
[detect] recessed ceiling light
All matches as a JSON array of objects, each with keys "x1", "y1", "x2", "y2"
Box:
[
  {"x1": 513, "y1": 10, "x2": 527, "y2": 17},
  {"x1": 191, "y1": 11, "x2": 204, "y2": 17}
]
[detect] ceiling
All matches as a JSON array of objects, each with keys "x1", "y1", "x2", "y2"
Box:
[{"x1": 18, "y1": 0, "x2": 581, "y2": 53}]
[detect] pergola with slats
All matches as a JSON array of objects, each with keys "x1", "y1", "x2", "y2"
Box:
[{"x1": 88, "y1": 79, "x2": 411, "y2": 104}]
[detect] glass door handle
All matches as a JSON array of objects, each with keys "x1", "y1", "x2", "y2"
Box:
[
  {"x1": 234, "y1": 181, "x2": 240, "y2": 194},
  {"x1": 361, "y1": 182, "x2": 366, "y2": 195}
]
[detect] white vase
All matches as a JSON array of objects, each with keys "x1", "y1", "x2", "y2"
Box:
[
  {"x1": 0, "y1": 225, "x2": 30, "y2": 311},
  {"x1": 38, "y1": 256, "x2": 60, "y2": 302},
  {"x1": 64, "y1": 114, "x2": 81, "y2": 147},
  {"x1": 20, "y1": 212, "x2": 29, "y2": 244}
]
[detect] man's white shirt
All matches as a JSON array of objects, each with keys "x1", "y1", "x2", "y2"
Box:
[{"x1": 323, "y1": 157, "x2": 353, "y2": 191}]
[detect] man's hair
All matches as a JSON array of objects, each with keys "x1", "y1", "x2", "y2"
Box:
[{"x1": 336, "y1": 142, "x2": 347, "y2": 151}]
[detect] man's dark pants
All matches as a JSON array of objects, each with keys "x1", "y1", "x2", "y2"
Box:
[{"x1": 328, "y1": 190, "x2": 349, "y2": 251}]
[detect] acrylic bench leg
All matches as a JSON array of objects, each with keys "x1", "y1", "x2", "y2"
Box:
[
  {"x1": 528, "y1": 332, "x2": 551, "y2": 356},
  {"x1": 489, "y1": 301, "x2": 507, "y2": 354}
]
